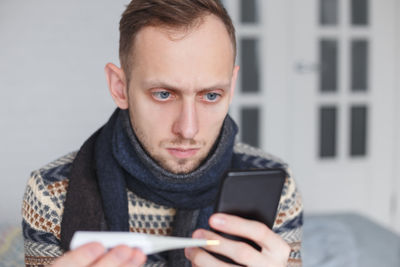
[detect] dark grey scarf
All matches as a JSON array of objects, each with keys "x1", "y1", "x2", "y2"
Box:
[{"x1": 94, "y1": 109, "x2": 238, "y2": 265}]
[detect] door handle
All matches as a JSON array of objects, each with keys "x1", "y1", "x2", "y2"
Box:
[{"x1": 295, "y1": 61, "x2": 320, "y2": 74}]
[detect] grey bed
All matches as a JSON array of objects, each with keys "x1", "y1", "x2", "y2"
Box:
[
  {"x1": 302, "y1": 213, "x2": 400, "y2": 267},
  {"x1": 1, "y1": 213, "x2": 399, "y2": 266}
]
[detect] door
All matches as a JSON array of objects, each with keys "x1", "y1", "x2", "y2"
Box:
[
  {"x1": 289, "y1": 0, "x2": 398, "y2": 231},
  {"x1": 223, "y1": 0, "x2": 398, "y2": 232}
]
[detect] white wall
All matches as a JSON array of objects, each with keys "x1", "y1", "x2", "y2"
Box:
[{"x1": 0, "y1": 0, "x2": 129, "y2": 224}]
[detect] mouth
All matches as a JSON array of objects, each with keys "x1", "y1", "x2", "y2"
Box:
[{"x1": 166, "y1": 147, "x2": 200, "y2": 159}]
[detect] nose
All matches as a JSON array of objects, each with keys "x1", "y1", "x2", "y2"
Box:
[{"x1": 172, "y1": 99, "x2": 199, "y2": 139}]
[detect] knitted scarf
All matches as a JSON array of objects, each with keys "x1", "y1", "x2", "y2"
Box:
[{"x1": 94, "y1": 109, "x2": 238, "y2": 265}]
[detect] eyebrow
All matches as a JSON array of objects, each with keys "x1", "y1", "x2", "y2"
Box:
[{"x1": 142, "y1": 80, "x2": 231, "y2": 93}]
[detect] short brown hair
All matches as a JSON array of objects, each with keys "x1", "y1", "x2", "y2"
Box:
[{"x1": 119, "y1": 0, "x2": 236, "y2": 77}]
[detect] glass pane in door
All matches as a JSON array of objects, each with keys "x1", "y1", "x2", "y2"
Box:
[
  {"x1": 241, "y1": 107, "x2": 260, "y2": 147},
  {"x1": 241, "y1": 38, "x2": 260, "y2": 93},
  {"x1": 319, "y1": 106, "x2": 337, "y2": 158},
  {"x1": 320, "y1": 39, "x2": 338, "y2": 92},
  {"x1": 240, "y1": 0, "x2": 258, "y2": 23},
  {"x1": 350, "y1": 105, "x2": 368, "y2": 156},
  {"x1": 351, "y1": 0, "x2": 369, "y2": 25},
  {"x1": 320, "y1": 0, "x2": 339, "y2": 25},
  {"x1": 351, "y1": 39, "x2": 368, "y2": 92}
]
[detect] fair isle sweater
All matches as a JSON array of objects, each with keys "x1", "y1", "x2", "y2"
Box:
[{"x1": 22, "y1": 143, "x2": 303, "y2": 267}]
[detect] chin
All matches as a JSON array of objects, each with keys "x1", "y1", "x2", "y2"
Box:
[
  {"x1": 162, "y1": 160, "x2": 201, "y2": 175},
  {"x1": 165, "y1": 164, "x2": 197, "y2": 175}
]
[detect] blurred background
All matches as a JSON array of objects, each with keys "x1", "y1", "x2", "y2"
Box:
[{"x1": 0, "y1": 0, "x2": 399, "y2": 265}]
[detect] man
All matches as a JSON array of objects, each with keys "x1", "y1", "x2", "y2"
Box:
[{"x1": 22, "y1": 0, "x2": 303, "y2": 266}]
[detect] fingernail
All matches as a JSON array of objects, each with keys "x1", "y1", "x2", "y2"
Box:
[
  {"x1": 193, "y1": 230, "x2": 204, "y2": 238},
  {"x1": 85, "y1": 243, "x2": 105, "y2": 258},
  {"x1": 211, "y1": 215, "x2": 226, "y2": 226},
  {"x1": 129, "y1": 249, "x2": 146, "y2": 266},
  {"x1": 114, "y1": 246, "x2": 131, "y2": 261},
  {"x1": 185, "y1": 248, "x2": 193, "y2": 258}
]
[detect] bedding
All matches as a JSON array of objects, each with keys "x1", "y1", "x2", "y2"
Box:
[
  {"x1": 0, "y1": 224, "x2": 24, "y2": 267},
  {"x1": 302, "y1": 213, "x2": 400, "y2": 267}
]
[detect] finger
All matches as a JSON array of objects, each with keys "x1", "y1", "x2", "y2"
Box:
[
  {"x1": 119, "y1": 248, "x2": 147, "y2": 267},
  {"x1": 192, "y1": 229, "x2": 264, "y2": 266},
  {"x1": 51, "y1": 242, "x2": 106, "y2": 267},
  {"x1": 91, "y1": 245, "x2": 142, "y2": 267},
  {"x1": 184, "y1": 247, "x2": 235, "y2": 267},
  {"x1": 209, "y1": 213, "x2": 289, "y2": 252}
]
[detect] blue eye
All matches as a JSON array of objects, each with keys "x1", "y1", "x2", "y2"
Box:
[
  {"x1": 153, "y1": 91, "x2": 171, "y2": 100},
  {"x1": 204, "y1": 92, "x2": 220, "y2": 102}
]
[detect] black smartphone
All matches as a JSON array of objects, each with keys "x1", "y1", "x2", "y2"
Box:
[{"x1": 212, "y1": 168, "x2": 286, "y2": 264}]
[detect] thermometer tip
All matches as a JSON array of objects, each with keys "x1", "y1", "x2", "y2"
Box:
[{"x1": 206, "y1": 240, "x2": 220, "y2": 246}]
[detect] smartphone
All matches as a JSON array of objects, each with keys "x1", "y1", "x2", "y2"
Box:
[{"x1": 212, "y1": 169, "x2": 286, "y2": 264}]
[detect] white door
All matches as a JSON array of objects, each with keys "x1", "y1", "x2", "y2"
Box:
[{"x1": 289, "y1": 0, "x2": 398, "y2": 232}]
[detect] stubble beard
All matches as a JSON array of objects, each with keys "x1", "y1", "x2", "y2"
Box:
[{"x1": 131, "y1": 123, "x2": 211, "y2": 174}]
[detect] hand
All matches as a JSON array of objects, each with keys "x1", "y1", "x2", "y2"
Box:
[
  {"x1": 184, "y1": 213, "x2": 290, "y2": 267},
  {"x1": 51, "y1": 242, "x2": 147, "y2": 267}
]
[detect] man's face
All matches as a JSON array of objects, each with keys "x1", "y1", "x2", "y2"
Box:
[{"x1": 126, "y1": 15, "x2": 238, "y2": 174}]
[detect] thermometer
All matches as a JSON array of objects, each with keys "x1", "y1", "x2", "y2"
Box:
[{"x1": 70, "y1": 231, "x2": 219, "y2": 255}]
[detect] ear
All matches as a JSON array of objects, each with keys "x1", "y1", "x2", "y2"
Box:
[
  {"x1": 104, "y1": 63, "x2": 129, "y2": 109},
  {"x1": 229, "y1": 65, "x2": 240, "y2": 104}
]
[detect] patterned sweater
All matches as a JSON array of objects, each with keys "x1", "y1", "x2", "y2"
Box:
[{"x1": 22, "y1": 143, "x2": 303, "y2": 266}]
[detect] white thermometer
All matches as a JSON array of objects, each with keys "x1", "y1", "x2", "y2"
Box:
[{"x1": 70, "y1": 231, "x2": 219, "y2": 255}]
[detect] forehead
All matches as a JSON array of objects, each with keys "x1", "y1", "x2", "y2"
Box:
[{"x1": 128, "y1": 15, "x2": 235, "y2": 90}]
